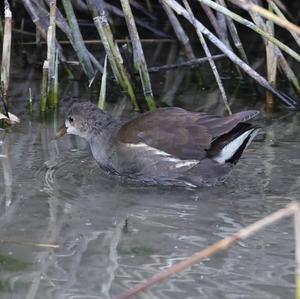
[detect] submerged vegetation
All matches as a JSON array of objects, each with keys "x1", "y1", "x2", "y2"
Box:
[
  {"x1": 0, "y1": 0, "x2": 300, "y2": 113},
  {"x1": 0, "y1": 0, "x2": 300, "y2": 115}
]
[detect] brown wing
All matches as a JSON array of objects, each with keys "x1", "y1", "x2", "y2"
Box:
[{"x1": 116, "y1": 107, "x2": 259, "y2": 160}]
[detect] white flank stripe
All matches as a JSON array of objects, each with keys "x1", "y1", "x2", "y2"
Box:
[
  {"x1": 126, "y1": 142, "x2": 170, "y2": 156},
  {"x1": 175, "y1": 161, "x2": 199, "y2": 168},
  {"x1": 126, "y1": 143, "x2": 199, "y2": 168},
  {"x1": 214, "y1": 129, "x2": 257, "y2": 164},
  {"x1": 125, "y1": 143, "x2": 148, "y2": 148}
]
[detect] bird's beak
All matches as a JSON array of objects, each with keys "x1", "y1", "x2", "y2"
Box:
[{"x1": 55, "y1": 124, "x2": 67, "y2": 139}]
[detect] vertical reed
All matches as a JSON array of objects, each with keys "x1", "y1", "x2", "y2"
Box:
[
  {"x1": 41, "y1": 61, "x2": 49, "y2": 112},
  {"x1": 182, "y1": 0, "x2": 231, "y2": 114},
  {"x1": 162, "y1": 0, "x2": 298, "y2": 109},
  {"x1": 98, "y1": 55, "x2": 108, "y2": 110},
  {"x1": 120, "y1": 0, "x2": 156, "y2": 110},
  {"x1": 158, "y1": 2, "x2": 205, "y2": 87},
  {"x1": 159, "y1": 0, "x2": 195, "y2": 60},
  {"x1": 89, "y1": 5, "x2": 123, "y2": 83},
  {"x1": 87, "y1": 0, "x2": 139, "y2": 111},
  {"x1": 231, "y1": 0, "x2": 300, "y2": 35},
  {"x1": 52, "y1": 50, "x2": 59, "y2": 107},
  {"x1": 265, "y1": 5, "x2": 277, "y2": 112},
  {"x1": 28, "y1": 88, "x2": 33, "y2": 113},
  {"x1": 277, "y1": 50, "x2": 300, "y2": 96},
  {"x1": 62, "y1": 0, "x2": 94, "y2": 79},
  {"x1": 270, "y1": 2, "x2": 300, "y2": 96},
  {"x1": 248, "y1": 8, "x2": 300, "y2": 107},
  {"x1": 195, "y1": 0, "x2": 300, "y2": 61},
  {"x1": 269, "y1": 1, "x2": 300, "y2": 48},
  {"x1": 1, "y1": 0, "x2": 12, "y2": 105},
  {"x1": 217, "y1": 0, "x2": 248, "y2": 64},
  {"x1": 47, "y1": 0, "x2": 58, "y2": 108},
  {"x1": 215, "y1": 0, "x2": 231, "y2": 49},
  {"x1": 22, "y1": 0, "x2": 47, "y2": 40}
]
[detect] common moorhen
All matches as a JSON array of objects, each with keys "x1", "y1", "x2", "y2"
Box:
[{"x1": 64, "y1": 102, "x2": 260, "y2": 187}]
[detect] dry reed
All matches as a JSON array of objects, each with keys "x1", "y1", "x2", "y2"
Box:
[
  {"x1": 86, "y1": 0, "x2": 140, "y2": 111},
  {"x1": 197, "y1": 0, "x2": 300, "y2": 62},
  {"x1": 159, "y1": 0, "x2": 195, "y2": 60},
  {"x1": 98, "y1": 55, "x2": 108, "y2": 110},
  {"x1": 265, "y1": 4, "x2": 277, "y2": 112},
  {"x1": 120, "y1": 0, "x2": 156, "y2": 110},
  {"x1": 230, "y1": 0, "x2": 300, "y2": 35},
  {"x1": 162, "y1": 0, "x2": 298, "y2": 109},
  {"x1": 40, "y1": 60, "x2": 49, "y2": 112},
  {"x1": 113, "y1": 202, "x2": 300, "y2": 299},
  {"x1": 1, "y1": 0, "x2": 12, "y2": 105},
  {"x1": 47, "y1": 0, "x2": 58, "y2": 108},
  {"x1": 183, "y1": 0, "x2": 231, "y2": 114},
  {"x1": 62, "y1": 0, "x2": 94, "y2": 79},
  {"x1": 7, "y1": 0, "x2": 300, "y2": 111}
]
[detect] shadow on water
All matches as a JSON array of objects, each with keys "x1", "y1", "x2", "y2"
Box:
[{"x1": 1, "y1": 48, "x2": 300, "y2": 298}]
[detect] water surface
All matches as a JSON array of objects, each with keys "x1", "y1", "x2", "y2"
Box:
[{"x1": 0, "y1": 68, "x2": 299, "y2": 299}]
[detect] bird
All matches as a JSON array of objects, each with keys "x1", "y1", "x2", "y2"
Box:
[{"x1": 62, "y1": 102, "x2": 260, "y2": 188}]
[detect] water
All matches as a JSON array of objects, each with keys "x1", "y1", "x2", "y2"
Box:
[{"x1": 1, "y1": 57, "x2": 300, "y2": 299}]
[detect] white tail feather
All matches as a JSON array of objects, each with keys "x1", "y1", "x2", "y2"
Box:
[{"x1": 214, "y1": 128, "x2": 258, "y2": 164}]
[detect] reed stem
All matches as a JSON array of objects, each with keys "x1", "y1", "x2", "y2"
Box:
[
  {"x1": 184, "y1": 0, "x2": 231, "y2": 114},
  {"x1": 47, "y1": 0, "x2": 58, "y2": 108},
  {"x1": 230, "y1": 0, "x2": 300, "y2": 35},
  {"x1": 162, "y1": 0, "x2": 299, "y2": 109},
  {"x1": 277, "y1": 50, "x2": 300, "y2": 96},
  {"x1": 197, "y1": 0, "x2": 300, "y2": 62},
  {"x1": 265, "y1": 4, "x2": 276, "y2": 112},
  {"x1": 98, "y1": 55, "x2": 108, "y2": 110},
  {"x1": 269, "y1": 1, "x2": 300, "y2": 48},
  {"x1": 217, "y1": 0, "x2": 248, "y2": 64},
  {"x1": 120, "y1": 0, "x2": 156, "y2": 110},
  {"x1": 1, "y1": 1, "x2": 12, "y2": 105},
  {"x1": 248, "y1": 7, "x2": 300, "y2": 105},
  {"x1": 62, "y1": 0, "x2": 94, "y2": 79},
  {"x1": 159, "y1": 1, "x2": 195, "y2": 60},
  {"x1": 50, "y1": 49, "x2": 59, "y2": 108},
  {"x1": 28, "y1": 87, "x2": 33, "y2": 113},
  {"x1": 87, "y1": 0, "x2": 139, "y2": 111},
  {"x1": 41, "y1": 61, "x2": 49, "y2": 112}
]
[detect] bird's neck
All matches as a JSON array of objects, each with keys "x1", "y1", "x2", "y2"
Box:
[{"x1": 88, "y1": 119, "x2": 121, "y2": 172}]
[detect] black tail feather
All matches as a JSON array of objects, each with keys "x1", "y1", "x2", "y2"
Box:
[
  {"x1": 207, "y1": 123, "x2": 259, "y2": 164},
  {"x1": 226, "y1": 128, "x2": 256, "y2": 164}
]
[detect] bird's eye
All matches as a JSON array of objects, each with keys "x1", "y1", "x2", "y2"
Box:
[{"x1": 69, "y1": 116, "x2": 74, "y2": 123}]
